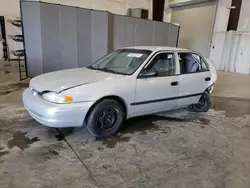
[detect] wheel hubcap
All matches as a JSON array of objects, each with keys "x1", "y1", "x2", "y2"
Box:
[{"x1": 97, "y1": 108, "x2": 118, "y2": 131}]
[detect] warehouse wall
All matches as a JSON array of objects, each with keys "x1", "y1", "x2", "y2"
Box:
[
  {"x1": 171, "y1": 1, "x2": 217, "y2": 57},
  {"x1": 2, "y1": 0, "x2": 250, "y2": 33},
  {"x1": 0, "y1": 0, "x2": 173, "y2": 21},
  {"x1": 209, "y1": 0, "x2": 231, "y2": 67},
  {"x1": 0, "y1": 0, "x2": 152, "y2": 18},
  {"x1": 213, "y1": 0, "x2": 232, "y2": 32},
  {"x1": 42, "y1": 0, "x2": 152, "y2": 17},
  {"x1": 0, "y1": 0, "x2": 20, "y2": 16},
  {"x1": 209, "y1": 0, "x2": 250, "y2": 75},
  {"x1": 238, "y1": 0, "x2": 250, "y2": 32}
]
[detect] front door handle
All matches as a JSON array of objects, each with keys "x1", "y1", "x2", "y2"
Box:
[
  {"x1": 171, "y1": 81, "x2": 178, "y2": 86},
  {"x1": 205, "y1": 77, "x2": 211, "y2": 81}
]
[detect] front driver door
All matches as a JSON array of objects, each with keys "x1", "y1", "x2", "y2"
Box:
[{"x1": 133, "y1": 52, "x2": 180, "y2": 116}]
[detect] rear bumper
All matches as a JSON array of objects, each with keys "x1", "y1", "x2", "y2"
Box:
[{"x1": 22, "y1": 89, "x2": 95, "y2": 128}]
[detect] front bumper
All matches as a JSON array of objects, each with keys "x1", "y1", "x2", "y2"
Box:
[{"x1": 22, "y1": 89, "x2": 95, "y2": 128}]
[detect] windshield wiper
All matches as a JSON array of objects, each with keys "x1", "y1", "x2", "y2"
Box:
[
  {"x1": 88, "y1": 66, "x2": 128, "y2": 75},
  {"x1": 88, "y1": 66, "x2": 102, "y2": 71},
  {"x1": 103, "y1": 68, "x2": 129, "y2": 75},
  {"x1": 101, "y1": 68, "x2": 119, "y2": 74}
]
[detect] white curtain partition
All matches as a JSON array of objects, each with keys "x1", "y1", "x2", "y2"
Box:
[{"x1": 209, "y1": 31, "x2": 250, "y2": 75}]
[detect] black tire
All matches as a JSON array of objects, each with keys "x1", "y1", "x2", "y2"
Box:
[
  {"x1": 189, "y1": 91, "x2": 211, "y2": 112},
  {"x1": 86, "y1": 99, "x2": 125, "y2": 138}
]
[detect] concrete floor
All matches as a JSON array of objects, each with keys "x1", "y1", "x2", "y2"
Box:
[{"x1": 1, "y1": 61, "x2": 250, "y2": 188}]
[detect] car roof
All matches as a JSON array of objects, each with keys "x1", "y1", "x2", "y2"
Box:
[{"x1": 122, "y1": 46, "x2": 189, "y2": 52}]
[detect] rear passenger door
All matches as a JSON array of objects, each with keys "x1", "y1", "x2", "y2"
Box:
[{"x1": 177, "y1": 52, "x2": 212, "y2": 107}]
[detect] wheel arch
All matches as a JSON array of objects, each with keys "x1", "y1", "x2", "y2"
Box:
[{"x1": 84, "y1": 95, "x2": 128, "y2": 123}]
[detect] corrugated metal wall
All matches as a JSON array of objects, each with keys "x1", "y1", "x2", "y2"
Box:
[
  {"x1": 210, "y1": 31, "x2": 250, "y2": 75},
  {"x1": 21, "y1": 1, "x2": 180, "y2": 77}
]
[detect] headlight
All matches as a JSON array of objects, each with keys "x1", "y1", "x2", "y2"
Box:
[{"x1": 42, "y1": 92, "x2": 73, "y2": 103}]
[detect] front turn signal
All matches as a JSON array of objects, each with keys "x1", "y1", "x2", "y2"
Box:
[{"x1": 64, "y1": 96, "x2": 73, "y2": 103}]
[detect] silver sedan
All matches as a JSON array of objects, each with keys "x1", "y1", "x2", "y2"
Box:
[{"x1": 23, "y1": 46, "x2": 217, "y2": 138}]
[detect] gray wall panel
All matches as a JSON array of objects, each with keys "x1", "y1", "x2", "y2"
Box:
[
  {"x1": 168, "y1": 24, "x2": 179, "y2": 47},
  {"x1": 135, "y1": 19, "x2": 154, "y2": 46},
  {"x1": 124, "y1": 17, "x2": 135, "y2": 47},
  {"x1": 153, "y1": 22, "x2": 170, "y2": 46},
  {"x1": 107, "y1": 13, "x2": 114, "y2": 52},
  {"x1": 21, "y1": 1, "x2": 43, "y2": 77},
  {"x1": 113, "y1": 15, "x2": 126, "y2": 50},
  {"x1": 59, "y1": 6, "x2": 78, "y2": 69},
  {"x1": 40, "y1": 3, "x2": 62, "y2": 73},
  {"x1": 77, "y1": 8, "x2": 92, "y2": 67},
  {"x1": 22, "y1": 2, "x2": 179, "y2": 77},
  {"x1": 91, "y1": 11, "x2": 109, "y2": 62}
]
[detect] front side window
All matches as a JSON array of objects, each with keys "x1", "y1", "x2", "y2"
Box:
[
  {"x1": 178, "y1": 53, "x2": 209, "y2": 74},
  {"x1": 145, "y1": 53, "x2": 176, "y2": 77},
  {"x1": 88, "y1": 49, "x2": 152, "y2": 75}
]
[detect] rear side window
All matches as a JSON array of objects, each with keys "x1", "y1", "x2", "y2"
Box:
[{"x1": 178, "y1": 53, "x2": 209, "y2": 74}]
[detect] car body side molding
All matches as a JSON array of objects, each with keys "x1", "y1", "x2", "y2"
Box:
[{"x1": 130, "y1": 93, "x2": 203, "y2": 106}]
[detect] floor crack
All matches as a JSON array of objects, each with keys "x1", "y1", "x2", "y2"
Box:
[{"x1": 55, "y1": 129, "x2": 103, "y2": 188}]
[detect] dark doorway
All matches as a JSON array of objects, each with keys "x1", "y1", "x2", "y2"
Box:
[
  {"x1": 227, "y1": 0, "x2": 242, "y2": 31},
  {"x1": 153, "y1": 0, "x2": 165, "y2": 22},
  {"x1": 0, "y1": 16, "x2": 8, "y2": 60}
]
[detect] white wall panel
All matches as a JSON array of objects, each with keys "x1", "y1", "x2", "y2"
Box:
[
  {"x1": 238, "y1": 0, "x2": 250, "y2": 32},
  {"x1": 233, "y1": 34, "x2": 250, "y2": 74},
  {"x1": 209, "y1": 32, "x2": 226, "y2": 70},
  {"x1": 213, "y1": 0, "x2": 231, "y2": 32},
  {"x1": 209, "y1": 31, "x2": 250, "y2": 75}
]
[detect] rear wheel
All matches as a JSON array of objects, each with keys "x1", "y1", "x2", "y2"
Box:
[
  {"x1": 86, "y1": 99, "x2": 124, "y2": 138},
  {"x1": 188, "y1": 91, "x2": 211, "y2": 112}
]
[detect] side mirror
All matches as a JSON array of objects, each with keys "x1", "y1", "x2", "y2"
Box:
[{"x1": 138, "y1": 69, "x2": 158, "y2": 78}]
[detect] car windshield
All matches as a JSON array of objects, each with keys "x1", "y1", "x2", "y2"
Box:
[{"x1": 88, "y1": 49, "x2": 152, "y2": 75}]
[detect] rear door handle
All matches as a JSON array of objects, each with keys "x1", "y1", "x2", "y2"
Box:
[
  {"x1": 171, "y1": 81, "x2": 178, "y2": 86},
  {"x1": 205, "y1": 77, "x2": 211, "y2": 81}
]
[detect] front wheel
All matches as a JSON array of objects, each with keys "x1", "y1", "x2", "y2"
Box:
[
  {"x1": 188, "y1": 92, "x2": 211, "y2": 112},
  {"x1": 86, "y1": 99, "x2": 124, "y2": 138}
]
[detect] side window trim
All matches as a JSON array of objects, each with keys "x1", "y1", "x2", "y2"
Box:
[
  {"x1": 178, "y1": 52, "x2": 210, "y2": 75},
  {"x1": 137, "y1": 51, "x2": 178, "y2": 79}
]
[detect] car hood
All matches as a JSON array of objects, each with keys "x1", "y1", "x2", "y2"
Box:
[{"x1": 30, "y1": 68, "x2": 123, "y2": 93}]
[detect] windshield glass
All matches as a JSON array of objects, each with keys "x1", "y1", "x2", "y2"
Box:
[{"x1": 89, "y1": 49, "x2": 152, "y2": 75}]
